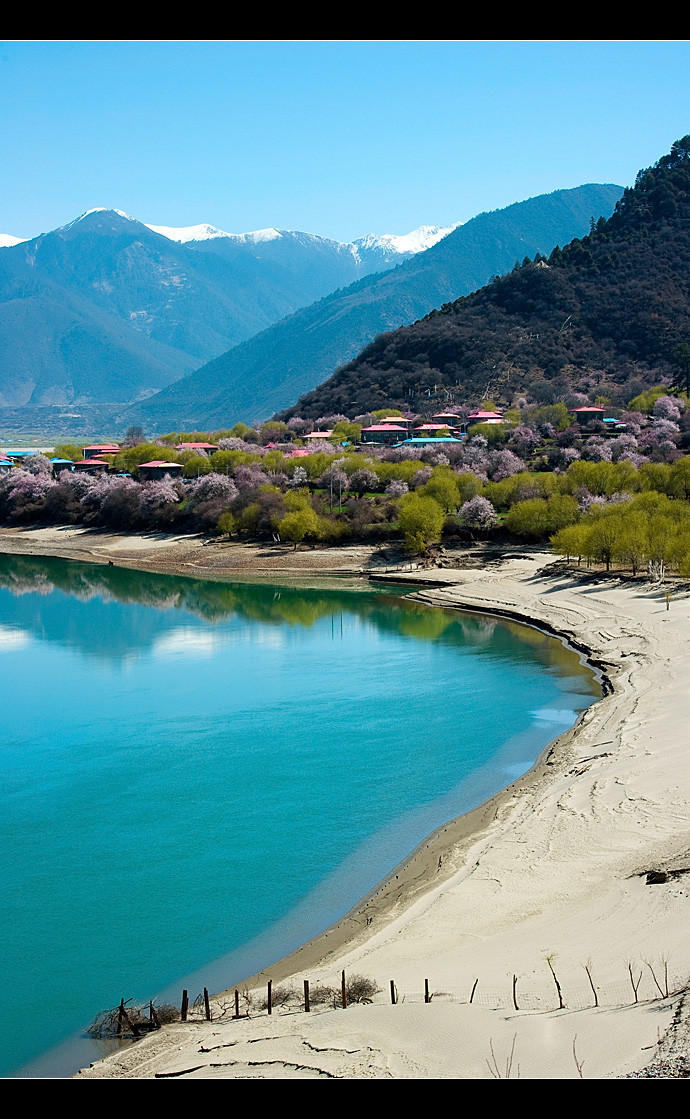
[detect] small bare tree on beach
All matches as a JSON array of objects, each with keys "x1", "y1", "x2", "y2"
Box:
[
  {"x1": 583, "y1": 960, "x2": 598, "y2": 1007},
  {"x1": 627, "y1": 961, "x2": 643, "y2": 1003},
  {"x1": 487, "y1": 1034, "x2": 519, "y2": 1079},
  {"x1": 644, "y1": 956, "x2": 671, "y2": 999},
  {"x1": 546, "y1": 954, "x2": 565, "y2": 1010}
]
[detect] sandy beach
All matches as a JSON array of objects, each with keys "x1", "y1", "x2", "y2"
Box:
[{"x1": 3, "y1": 526, "x2": 690, "y2": 1078}]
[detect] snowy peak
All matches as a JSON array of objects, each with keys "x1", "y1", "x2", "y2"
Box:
[
  {"x1": 221, "y1": 227, "x2": 283, "y2": 245},
  {"x1": 145, "y1": 221, "x2": 457, "y2": 258},
  {"x1": 147, "y1": 222, "x2": 231, "y2": 243},
  {"x1": 353, "y1": 223, "x2": 459, "y2": 257},
  {"x1": 0, "y1": 233, "x2": 27, "y2": 248},
  {"x1": 60, "y1": 208, "x2": 137, "y2": 232},
  {"x1": 146, "y1": 223, "x2": 284, "y2": 245}
]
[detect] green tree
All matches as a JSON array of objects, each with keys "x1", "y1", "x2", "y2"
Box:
[
  {"x1": 260, "y1": 420, "x2": 289, "y2": 444},
  {"x1": 284, "y1": 489, "x2": 313, "y2": 511},
  {"x1": 466, "y1": 423, "x2": 509, "y2": 444},
  {"x1": 278, "y1": 507, "x2": 319, "y2": 549},
  {"x1": 397, "y1": 493, "x2": 445, "y2": 554},
  {"x1": 217, "y1": 511, "x2": 237, "y2": 536},
  {"x1": 331, "y1": 421, "x2": 362, "y2": 443},
  {"x1": 612, "y1": 512, "x2": 647, "y2": 575},
  {"x1": 627, "y1": 385, "x2": 669, "y2": 414},
  {"x1": 669, "y1": 456, "x2": 690, "y2": 500},
  {"x1": 505, "y1": 494, "x2": 579, "y2": 539},
  {"x1": 52, "y1": 443, "x2": 83, "y2": 462},
  {"x1": 534, "y1": 403, "x2": 571, "y2": 431},
  {"x1": 418, "y1": 467, "x2": 461, "y2": 513},
  {"x1": 588, "y1": 516, "x2": 622, "y2": 571},
  {"x1": 182, "y1": 454, "x2": 213, "y2": 478},
  {"x1": 551, "y1": 522, "x2": 592, "y2": 564}
]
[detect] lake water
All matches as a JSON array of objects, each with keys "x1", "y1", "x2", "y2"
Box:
[{"x1": 0, "y1": 554, "x2": 600, "y2": 1077}]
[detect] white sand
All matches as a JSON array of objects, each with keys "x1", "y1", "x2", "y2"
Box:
[{"x1": 7, "y1": 534, "x2": 686, "y2": 1078}]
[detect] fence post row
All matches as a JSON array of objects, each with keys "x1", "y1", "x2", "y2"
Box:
[{"x1": 111, "y1": 958, "x2": 679, "y2": 1036}]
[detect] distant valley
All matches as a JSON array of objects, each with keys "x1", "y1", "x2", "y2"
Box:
[{"x1": 128, "y1": 184, "x2": 623, "y2": 431}]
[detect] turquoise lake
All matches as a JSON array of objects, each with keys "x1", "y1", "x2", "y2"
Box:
[{"x1": 0, "y1": 554, "x2": 600, "y2": 1077}]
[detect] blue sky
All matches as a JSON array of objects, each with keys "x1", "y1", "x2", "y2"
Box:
[{"x1": 2, "y1": 40, "x2": 690, "y2": 242}]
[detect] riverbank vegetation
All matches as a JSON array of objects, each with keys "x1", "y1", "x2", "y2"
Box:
[{"x1": 5, "y1": 385, "x2": 690, "y2": 577}]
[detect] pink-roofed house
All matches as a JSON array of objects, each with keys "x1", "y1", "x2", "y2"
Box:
[
  {"x1": 138, "y1": 461, "x2": 184, "y2": 479},
  {"x1": 82, "y1": 443, "x2": 120, "y2": 458},
  {"x1": 468, "y1": 409, "x2": 504, "y2": 425},
  {"x1": 360, "y1": 424, "x2": 408, "y2": 445},
  {"x1": 176, "y1": 442, "x2": 219, "y2": 453}
]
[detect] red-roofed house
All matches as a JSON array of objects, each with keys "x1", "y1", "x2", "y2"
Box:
[{"x1": 73, "y1": 458, "x2": 109, "y2": 473}]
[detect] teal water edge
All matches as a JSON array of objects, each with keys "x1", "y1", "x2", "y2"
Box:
[{"x1": 0, "y1": 556, "x2": 600, "y2": 1078}]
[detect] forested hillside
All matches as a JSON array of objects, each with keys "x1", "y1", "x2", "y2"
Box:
[{"x1": 283, "y1": 139, "x2": 690, "y2": 419}]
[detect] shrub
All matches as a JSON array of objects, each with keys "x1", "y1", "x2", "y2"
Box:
[
  {"x1": 259, "y1": 984, "x2": 296, "y2": 1010},
  {"x1": 346, "y1": 975, "x2": 380, "y2": 1004}
]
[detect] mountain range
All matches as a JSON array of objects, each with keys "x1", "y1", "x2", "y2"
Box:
[
  {"x1": 125, "y1": 183, "x2": 622, "y2": 431},
  {"x1": 0, "y1": 209, "x2": 447, "y2": 413},
  {"x1": 0, "y1": 184, "x2": 622, "y2": 434}
]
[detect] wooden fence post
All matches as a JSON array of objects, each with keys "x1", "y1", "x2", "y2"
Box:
[
  {"x1": 424, "y1": 979, "x2": 430, "y2": 1004},
  {"x1": 181, "y1": 989, "x2": 189, "y2": 1022},
  {"x1": 234, "y1": 988, "x2": 240, "y2": 1019},
  {"x1": 341, "y1": 970, "x2": 347, "y2": 1009},
  {"x1": 119, "y1": 1002, "x2": 140, "y2": 1038},
  {"x1": 267, "y1": 979, "x2": 272, "y2": 1015},
  {"x1": 204, "y1": 987, "x2": 211, "y2": 1021},
  {"x1": 390, "y1": 980, "x2": 397, "y2": 1005},
  {"x1": 304, "y1": 979, "x2": 310, "y2": 1012}
]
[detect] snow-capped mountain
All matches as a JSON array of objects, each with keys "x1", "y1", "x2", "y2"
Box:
[
  {"x1": 146, "y1": 221, "x2": 236, "y2": 243},
  {"x1": 145, "y1": 219, "x2": 457, "y2": 264},
  {"x1": 2, "y1": 209, "x2": 459, "y2": 279},
  {"x1": 0, "y1": 185, "x2": 624, "y2": 427},
  {"x1": 352, "y1": 223, "x2": 459, "y2": 258},
  {"x1": 0, "y1": 207, "x2": 455, "y2": 411}
]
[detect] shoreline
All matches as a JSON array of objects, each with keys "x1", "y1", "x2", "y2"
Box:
[{"x1": 4, "y1": 527, "x2": 690, "y2": 1078}]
